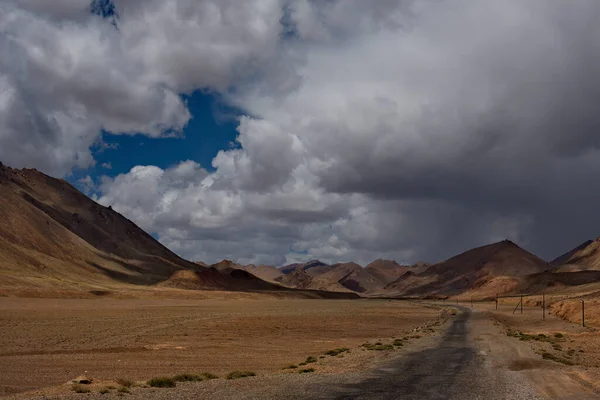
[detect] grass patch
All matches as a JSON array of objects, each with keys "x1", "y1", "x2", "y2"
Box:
[
  {"x1": 542, "y1": 352, "x2": 574, "y2": 365},
  {"x1": 362, "y1": 342, "x2": 394, "y2": 351},
  {"x1": 71, "y1": 384, "x2": 91, "y2": 393},
  {"x1": 147, "y1": 377, "x2": 176, "y2": 388},
  {"x1": 116, "y1": 379, "x2": 133, "y2": 388},
  {"x1": 305, "y1": 356, "x2": 318, "y2": 363},
  {"x1": 226, "y1": 371, "x2": 256, "y2": 380},
  {"x1": 325, "y1": 348, "x2": 349, "y2": 356},
  {"x1": 299, "y1": 368, "x2": 315, "y2": 374},
  {"x1": 507, "y1": 330, "x2": 551, "y2": 342}
]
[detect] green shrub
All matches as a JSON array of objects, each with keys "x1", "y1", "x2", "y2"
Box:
[
  {"x1": 299, "y1": 368, "x2": 315, "y2": 373},
  {"x1": 393, "y1": 339, "x2": 404, "y2": 347},
  {"x1": 325, "y1": 348, "x2": 350, "y2": 356},
  {"x1": 554, "y1": 333, "x2": 564, "y2": 338},
  {"x1": 226, "y1": 371, "x2": 256, "y2": 380},
  {"x1": 201, "y1": 372, "x2": 218, "y2": 380},
  {"x1": 147, "y1": 377, "x2": 176, "y2": 388},
  {"x1": 305, "y1": 356, "x2": 317, "y2": 363},
  {"x1": 362, "y1": 342, "x2": 394, "y2": 351},
  {"x1": 71, "y1": 384, "x2": 91, "y2": 393}
]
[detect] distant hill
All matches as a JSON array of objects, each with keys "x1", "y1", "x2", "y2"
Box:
[
  {"x1": 550, "y1": 240, "x2": 594, "y2": 267},
  {"x1": 366, "y1": 259, "x2": 409, "y2": 284},
  {"x1": 275, "y1": 268, "x2": 353, "y2": 293},
  {"x1": 384, "y1": 240, "x2": 549, "y2": 296},
  {"x1": 279, "y1": 260, "x2": 328, "y2": 275},
  {"x1": 551, "y1": 238, "x2": 600, "y2": 271}
]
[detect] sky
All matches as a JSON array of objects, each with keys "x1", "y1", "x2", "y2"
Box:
[{"x1": 2, "y1": 0, "x2": 600, "y2": 266}]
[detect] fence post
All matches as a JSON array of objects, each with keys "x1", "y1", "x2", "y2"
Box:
[
  {"x1": 521, "y1": 294, "x2": 523, "y2": 314},
  {"x1": 582, "y1": 300, "x2": 585, "y2": 327},
  {"x1": 542, "y1": 293, "x2": 545, "y2": 319}
]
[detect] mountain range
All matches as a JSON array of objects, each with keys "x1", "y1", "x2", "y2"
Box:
[{"x1": 2, "y1": 164, "x2": 600, "y2": 300}]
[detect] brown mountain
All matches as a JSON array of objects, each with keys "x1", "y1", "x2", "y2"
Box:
[
  {"x1": 384, "y1": 240, "x2": 549, "y2": 296},
  {"x1": 279, "y1": 260, "x2": 328, "y2": 275},
  {"x1": 242, "y1": 264, "x2": 284, "y2": 282},
  {"x1": 0, "y1": 164, "x2": 339, "y2": 298},
  {"x1": 0, "y1": 165, "x2": 206, "y2": 295},
  {"x1": 366, "y1": 259, "x2": 409, "y2": 284},
  {"x1": 275, "y1": 268, "x2": 353, "y2": 293}
]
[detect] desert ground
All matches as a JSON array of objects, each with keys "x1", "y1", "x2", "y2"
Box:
[
  {"x1": 2, "y1": 296, "x2": 600, "y2": 399},
  {"x1": 0, "y1": 296, "x2": 443, "y2": 398}
]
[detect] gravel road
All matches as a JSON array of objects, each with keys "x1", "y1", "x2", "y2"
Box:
[{"x1": 310, "y1": 308, "x2": 540, "y2": 399}]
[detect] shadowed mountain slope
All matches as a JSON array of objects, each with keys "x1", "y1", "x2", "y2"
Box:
[
  {"x1": 384, "y1": 240, "x2": 549, "y2": 296},
  {"x1": 551, "y1": 240, "x2": 594, "y2": 268},
  {"x1": 551, "y1": 238, "x2": 600, "y2": 271}
]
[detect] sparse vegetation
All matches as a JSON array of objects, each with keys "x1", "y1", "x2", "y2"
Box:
[
  {"x1": 305, "y1": 356, "x2": 318, "y2": 363},
  {"x1": 147, "y1": 377, "x2": 176, "y2": 388},
  {"x1": 71, "y1": 384, "x2": 91, "y2": 393},
  {"x1": 117, "y1": 386, "x2": 131, "y2": 394},
  {"x1": 116, "y1": 378, "x2": 133, "y2": 387},
  {"x1": 299, "y1": 368, "x2": 315, "y2": 373},
  {"x1": 325, "y1": 348, "x2": 349, "y2": 356},
  {"x1": 362, "y1": 342, "x2": 394, "y2": 351},
  {"x1": 542, "y1": 352, "x2": 574, "y2": 365},
  {"x1": 554, "y1": 333, "x2": 564, "y2": 338},
  {"x1": 201, "y1": 372, "x2": 218, "y2": 380},
  {"x1": 99, "y1": 387, "x2": 110, "y2": 394},
  {"x1": 393, "y1": 339, "x2": 404, "y2": 347},
  {"x1": 507, "y1": 330, "x2": 550, "y2": 342},
  {"x1": 226, "y1": 371, "x2": 256, "y2": 380}
]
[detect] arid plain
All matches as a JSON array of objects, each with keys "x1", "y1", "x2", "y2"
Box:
[{"x1": 0, "y1": 296, "x2": 444, "y2": 398}]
